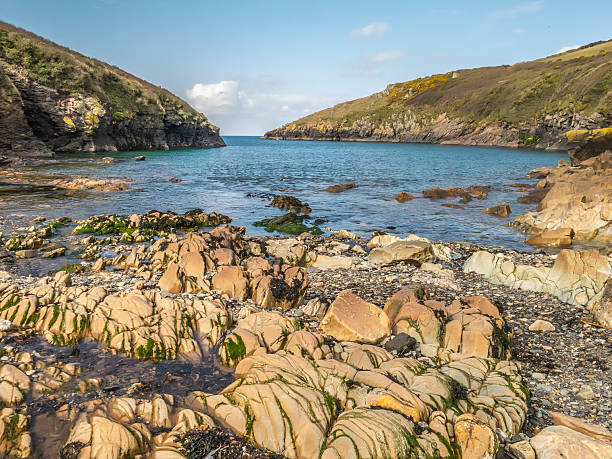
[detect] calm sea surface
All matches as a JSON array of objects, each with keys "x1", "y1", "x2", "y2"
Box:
[{"x1": 3, "y1": 136, "x2": 567, "y2": 250}]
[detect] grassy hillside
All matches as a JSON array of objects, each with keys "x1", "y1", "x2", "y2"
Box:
[
  {"x1": 0, "y1": 21, "x2": 223, "y2": 159},
  {"x1": 266, "y1": 40, "x2": 612, "y2": 148},
  {"x1": 0, "y1": 21, "x2": 204, "y2": 122}
]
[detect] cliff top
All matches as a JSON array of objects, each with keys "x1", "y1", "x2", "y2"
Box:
[
  {"x1": 268, "y1": 39, "x2": 612, "y2": 133},
  {"x1": 0, "y1": 21, "x2": 210, "y2": 125}
]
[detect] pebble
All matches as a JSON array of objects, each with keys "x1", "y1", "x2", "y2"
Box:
[
  {"x1": 528, "y1": 319, "x2": 555, "y2": 332},
  {"x1": 576, "y1": 386, "x2": 596, "y2": 400}
]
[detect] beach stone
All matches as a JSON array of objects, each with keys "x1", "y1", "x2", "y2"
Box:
[
  {"x1": 454, "y1": 414, "x2": 497, "y2": 459},
  {"x1": 0, "y1": 319, "x2": 12, "y2": 331},
  {"x1": 530, "y1": 425, "x2": 612, "y2": 459},
  {"x1": 0, "y1": 364, "x2": 31, "y2": 405},
  {"x1": 525, "y1": 228, "x2": 574, "y2": 247},
  {"x1": 507, "y1": 440, "x2": 536, "y2": 459},
  {"x1": 482, "y1": 202, "x2": 511, "y2": 217},
  {"x1": 549, "y1": 411, "x2": 612, "y2": 443},
  {"x1": 528, "y1": 319, "x2": 555, "y2": 332},
  {"x1": 576, "y1": 385, "x2": 596, "y2": 400},
  {"x1": 319, "y1": 290, "x2": 390, "y2": 344},
  {"x1": 369, "y1": 240, "x2": 434, "y2": 267},
  {"x1": 383, "y1": 332, "x2": 417, "y2": 354},
  {"x1": 134, "y1": 155, "x2": 146, "y2": 161},
  {"x1": 311, "y1": 254, "x2": 353, "y2": 270},
  {"x1": 212, "y1": 266, "x2": 248, "y2": 300}
]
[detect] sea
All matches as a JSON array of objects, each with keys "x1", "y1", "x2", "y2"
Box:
[{"x1": 2, "y1": 136, "x2": 567, "y2": 250}]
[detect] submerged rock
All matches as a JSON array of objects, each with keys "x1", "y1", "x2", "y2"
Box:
[{"x1": 482, "y1": 202, "x2": 511, "y2": 218}]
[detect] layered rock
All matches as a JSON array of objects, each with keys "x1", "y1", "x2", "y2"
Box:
[
  {"x1": 464, "y1": 249, "x2": 612, "y2": 326},
  {"x1": 190, "y1": 286, "x2": 527, "y2": 459},
  {"x1": 512, "y1": 151, "x2": 612, "y2": 244}
]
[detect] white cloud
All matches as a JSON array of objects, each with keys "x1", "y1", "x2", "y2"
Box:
[
  {"x1": 369, "y1": 51, "x2": 405, "y2": 63},
  {"x1": 185, "y1": 79, "x2": 335, "y2": 135},
  {"x1": 555, "y1": 44, "x2": 580, "y2": 54},
  {"x1": 489, "y1": 1, "x2": 544, "y2": 20},
  {"x1": 345, "y1": 50, "x2": 405, "y2": 77},
  {"x1": 351, "y1": 23, "x2": 389, "y2": 38},
  {"x1": 185, "y1": 80, "x2": 242, "y2": 113}
]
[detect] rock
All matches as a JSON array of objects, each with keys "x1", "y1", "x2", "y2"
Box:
[
  {"x1": 323, "y1": 183, "x2": 357, "y2": 193},
  {"x1": 158, "y1": 263, "x2": 185, "y2": 294},
  {"x1": 576, "y1": 385, "x2": 596, "y2": 400},
  {"x1": 454, "y1": 413, "x2": 498, "y2": 459},
  {"x1": 395, "y1": 192, "x2": 414, "y2": 202},
  {"x1": 311, "y1": 255, "x2": 353, "y2": 270},
  {"x1": 383, "y1": 332, "x2": 417, "y2": 355},
  {"x1": 567, "y1": 127, "x2": 612, "y2": 163},
  {"x1": 528, "y1": 319, "x2": 555, "y2": 332},
  {"x1": 212, "y1": 266, "x2": 248, "y2": 300},
  {"x1": 512, "y1": 151, "x2": 612, "y2": 244},
  {"x1": 270, "y1": 195, "x2": 311, "y2": 213},
  {"x1": 134, "y1": 155, "x2": 146, "y2": 161},
  {"x1": 368, "y1": 240, "x2": 434, "y2": 267},
  {"x1": 302, "y1": 298, "x2": 327, "y2": 317},
  {"x1": 100, "y1": 157, "x2": 115, "y2": 163},
  {"x1": 169, "y1": 177, "x2": 182, "y2": 183},
  {"x1": 549, "y1": 411, "x2": 612, "y2": 443},
  {"x1": 50, "y1": 177, "x2": 131, "y2": 191},
  {"x1": 525, "y1": 228, "x2": 574, "y2": 247},
  {"x1": 41, "y1": 247, "x2": 66, "y2": 258},
  {"x1": 482, "y1": 202, "x2": 511, "y2": 217},
  {"x1": 588, "y1": 278, "x2": 612, "y2": 328},
  {"x1": 463, "y1": 249, "x2": 611, "y2": 314},
  {"x1": 558, "y1": 158, "x2": 570, "y2": 167},
  {"x1": 423, "y1": 185, "x2": 491, "y2": 201},
  {"x1": 507, "y1": 440, "x2": 536, "y2": 459},
  {"x1": 0, "y1": 364, "x2": 31, "y2": 405},
  {"x1": 530, "y1": 426, "x2": 612, "y2": 459},
  {"x1": 0, "y1": 319, "x2": 12, "y2": 331},
  {"x1": 319, "y1": 290, "x2": 390, "y2": 344},
  {"x1": 15, "y1": 250, "x2": 37, "y2": 258}
]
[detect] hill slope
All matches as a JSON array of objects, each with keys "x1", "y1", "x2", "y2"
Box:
[
  {"x1": 265, "y1": 41, "x2": 612, "y2": 149},
  {"x1": 0, "y1": 21, "x2": 224, "y2": 162}
]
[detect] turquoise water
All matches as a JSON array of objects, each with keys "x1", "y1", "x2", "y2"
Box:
[{"x1": 4, "y1": 136, "x2": 567, "y2": 249}]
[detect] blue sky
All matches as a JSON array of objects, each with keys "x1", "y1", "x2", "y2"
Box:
[{"x1": 3, "y1": 0, "x2": 612, "y2": 135}]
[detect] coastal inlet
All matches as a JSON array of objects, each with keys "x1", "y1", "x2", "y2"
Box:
[{"x1": 0, "y1": 137, "x2": 568, "y2": 251}]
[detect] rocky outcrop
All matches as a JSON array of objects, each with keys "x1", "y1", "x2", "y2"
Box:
[
  {"x1": 567, "y1": 127, "x2": 612, "y2": 163},
  {"x1": 190, "y1": 287, "x2": 527, "y2": 459},
  {"x1": 463, "y1": 249, "x2": 612, "y2": 326},
  {"x1": 512, "y1": 151, "x2": 612, "y2": 244},
  {"x1": 0, "y1": 21, "x2": 224, "y2": 162}
]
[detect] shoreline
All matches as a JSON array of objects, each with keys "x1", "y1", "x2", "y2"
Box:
[{"x1": 261, "y1": 135, "x2": 569, "y2": 152}]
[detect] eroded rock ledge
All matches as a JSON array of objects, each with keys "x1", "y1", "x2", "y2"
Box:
[{"x1": 0, "y1": 212, "x2": 609, "y2": 458}]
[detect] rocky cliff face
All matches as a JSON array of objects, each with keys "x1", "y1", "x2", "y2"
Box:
[
  {"x1": 0, "y1": 22, "x2": 224, "y2": 164},
  {"x1": 265, "y1": 109, "x2": 609, "y2": 150},
  {"x1": 266, "y1": 40, "x2": 612, "y2": 150}
]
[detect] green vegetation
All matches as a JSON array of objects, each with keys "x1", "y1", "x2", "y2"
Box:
[
  {"x1": 53, "y1": 263, "x2": 86, "y2": 274},
  {"x1": 254, "y1": 212, "x2": 324, "y2": 235},
  {"x1": 222, "y1": 334, "x2": 247, "y2": 365},
  {"x1": 268, "y1": 39, "x2": 612, "y2": 142},
  {"x1": 0, "y1": 21, "x2": 213, "y2": 124}
]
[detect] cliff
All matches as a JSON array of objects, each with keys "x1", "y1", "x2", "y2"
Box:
[
  {"x1": 0, "y1": 21, "x2": 224, "y2": 163},
  {"x1": 265, "y1": 40, "x2": 612, "y2": 149}
]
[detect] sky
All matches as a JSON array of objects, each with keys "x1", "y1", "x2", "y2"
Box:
[{"x1": 2, "y1": 0, "x2": 612, "y2": 135}]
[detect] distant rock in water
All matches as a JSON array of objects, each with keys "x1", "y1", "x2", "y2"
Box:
[
  {"x1": 323, "y1": 183, "x2": 357, "y2": 193},
  {"x1": 0, "y1": 21, "x2": 224, "y2": 163}
]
